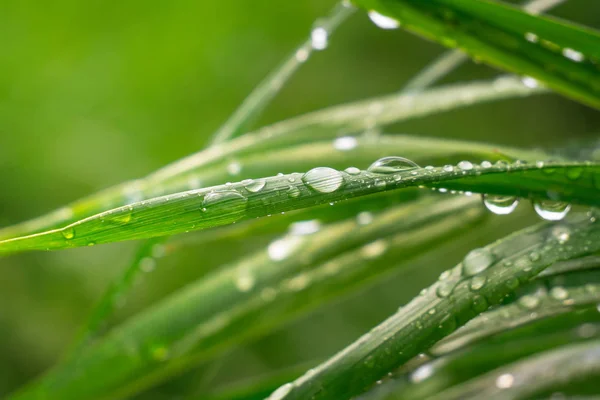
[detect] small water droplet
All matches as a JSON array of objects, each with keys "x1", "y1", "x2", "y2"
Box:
[
  {"x1": 551, "y1": 225, "x2": 571, "y2": 243},
  {"x1": 457, "y1": 161, "x2": 474, "y2": 171},
  {"x1": 563, "y1": 48, "x2": 584, "y2": 62},
  {"x1": 529, "y1": 251, "x2": 541, "y2": 262},
  {"x1": 533, "y1": 200, "x2": 571, "y2": 221},
  {"x1": 227, "y1": 161, "x2": 242, "y2": 176},
  {"x1": 368, "y1": 156, "x2": 419, "y2": 174},
  {"x1": 550, "y1": 286, "x2": 569, "y2": 300},
  {"x1": 360, "y1": 239, "x2": 388, "y2": 259},
  {"x1": 496, "y1": 373, "x2": 514, "y2": 389},
  {"x1": 333, "y1": 136, "x2": 358, "y2": 151},
  {"x1": 368, "y1": 10, "x2": 400, "y2": 29},
  {"x1": 443, "y1": 165, "x2": 454, "y2": 172},
  {"x1": 289, "y1": 220, "x2": 321, "y2": 236},
  {"x1": 410, "y1": 364, "x2": 433, "y2": 383},
  {"x1": 302, "y1": 167, "x2": 344, "y2": 193},
  {"x1": 311, "y1": 27, "x2": 328, "y2": 50},
  {"x1": 469, "y1": 275, "x2": 487, "y2": 291},
  {"x1": 374, "y1": 179, "x2": 386, "y2": 189},
  {"x1": 525, "y1": 32, "x2": 538, "y2": 42},
  {"x1": 62, "y1": 227, "x2": 75, "y2": 240},
  {"x1": 295, "y1": 47, "x2": 310, "y2": 63},
  {"x1": 287, "y1": 185, "x2": 301, "y2": 198},
  {"x1": 482, "y1": 194, "x2": 519, "y2": 215},
  {"x1": 522, "y1": 76, "x2": 539, "y2": 88},
  {"x1": 481, "y1": 161, "x2": 492, "y2": 168},
  {"x1": 235, "y1": 270, "x2": 255, "y2": 292},
  {"x1": 436, "y1": 282, "x2": 454, "y2": 298},
  {"x1": 268, "y1": 235, "x2": 303, "y2": 261},
  {"x1": 356, "y1": 211, "x2": 374, "y2": 225},
  {"x1": 344, "y1": 167, "x2": 361, "y2": 175},
  {"x1": 242, "y1": 178, "x2": 266, "y2": 193},
  {"x1": 519, "y1": 294, "x2": 540, "y2": 310},
  {"x1": 463, "y1": 248, "x2": 495, "y2": 276},
  {"x1": 202, "y1": 191, "x2": 248, "y2": 223}
]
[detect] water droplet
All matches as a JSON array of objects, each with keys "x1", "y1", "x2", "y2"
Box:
[
  {"x1": 525, "y1": 32, "x2": 538, "y2": 43},
  {"x1": 533, "y1": 200, "x2": 571, "y2": 221},
  {"x1": 529, "y1": 251, "x2": 541, "y2": 262},
  {"x1": 457, "y1": 161, "x2": 474, "y2": 171},
  {"x1": 235, "y1": 270, "x2": 255, "y2": 292},
  {"x1": 496, "y1": 373, "x2": 514, "y2": 389},
  {"x1": 563, "y1": 48, "x2": 584, "y2": 62},
  {"x1": 472, "y1": 295, "x2": 489, "y2": 313},
  {"x1": 344, "y1": 167, "x2": 361, "y2": 175},
  {"x1": 436, "y1": 282, "x2": 454, "y2": 298},
  {"x1": 519, "y1": 294, "x2": 540, "y2": 310},
  {"x1": 367, "y1": 156, "x2": 419, "y2": 174},
  {"x1": 469, "y1": 275, "x2": 487, "y2": 291},
  {"x1": 463, "y1": 248, "x2": 495, "y2": 276},
  {"x1": 443, "y1": 165, "x2": 454, "y2": 172},
  {"x1": 295, "y1": 47, "x2": 310, "y2": 63},
  {"x1": 356, "y1": 211, "x2": 374, "y2": 225},
  {"x1": 62, "y1": 227, "x2": 75, "y2": 240},
  {"x1": 242, "y1": 178, "x2": 266, "y2": 193},
  {"x1": 140, "y1": 257, "x2": 156, "y2": 272},
  {"x1": 268, "y1": 235, "x2": 303, "y2": 261},
  {"x1": 410, "y1": 364, "x2": 433, "y2": 383},
  {"x1": 374, "y1": 179, "x2": 386, "y2": 189},
  {"x1": 227, "y1": 161, "x2": 242, "y2": 176},
  {"x1": 481, "y1": 161, "x2": 492, "y2": 168},
  {"x1": 482, "y1": 195, "x2": 519, "y2": 215},
  {"x1": 550, "y1": 286, "x2": 569, "y2": 300},
  {"x1": 551, "y1": 225, "x2": 571, "y2": 243},
  {"x1": 368, "y1": 10, "x2": 400, "y2": 29},
  {"x1": 202, "y1": 191, "x2": 248, "y2": 223},
  {"x1": 287, "y1": 185, "x2": 301, "y2": 198},
  {"x1": 289, "y1": 220, "x2": 321, "y2": 236},
  {"x1": 333, "y1": 136, "x2": 358, "y2": 151},
  {"x1": 311, "y1": 27, "x2": 328, "y2": 50},
  {"x1": 522, "y1": 76, "x2": 539, "y2": 88},
  {"x1": 302, "y1": 167, "x2": 344, "y2": 193},
  {"x1": 268, "y1": 383, "x2": 293, "y2": 400},
  {"x1": 360, "y1": 240, "x2": 388, "y2": 259}
]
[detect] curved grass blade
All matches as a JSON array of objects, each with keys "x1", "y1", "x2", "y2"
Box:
[
  {"x1": 400, "y1": 0, "x2": 565, "y2": 93},
  {"x1": 1, "y1": 160, "x2": 597, "y2": 255},
  {"x1": 209, "y1": 1, "x2": 355, "y2": 145},
  {"x1": 355, "y1": 0, "x2": 600, "y2": 108},
  {"x1": 427, "y1": 339, "x2": 600, "y2": 400},
  {"x1": 10, "y1": 196, "x2": 484, "y2": 400},
  {"x1": 0, "y1": 77, "x2": 545, "y2": 240},
  {"x1": 263, "y1": 213, "x2": 600, "y2": 400}
]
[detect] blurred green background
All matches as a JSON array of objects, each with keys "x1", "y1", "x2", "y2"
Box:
[{"x1": 0, "y1": 0, "x2": 598, "y2": 397}]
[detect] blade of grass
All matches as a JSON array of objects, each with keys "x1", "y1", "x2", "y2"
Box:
[
  {"x1": 0, "y1": 160, "x2": 597, "y2": 255},
  {"x1": 354, "y1": 0, "x2": 600, "y2": 108},
  {"x1": 262, "y1": 213, "x2": 600, "y2": 400},
  {"x1": 0, "y1": 77, "x2": 545, "y2": 240},
  {"x1": 10, "y1": 196, "x2": 484, "y2": 400},
  {"x1": 400, "y1": 0, "x2": 565, "y2": 93},
  {"x1": 428, "y1": 339, "x2": 600, "y2": 400},
  {"x1": 209, "y1": 1, "x2": 355, "y2": 145}
]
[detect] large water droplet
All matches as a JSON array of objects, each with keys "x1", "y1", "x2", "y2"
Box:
[
  {"x1": 482, "y1": 194, "x2": 519, "y2": 215},
  {"x1": 463, "y1": 248, "x2": 495, "y2": 276},
  {"x1": 367, "y1": 156, "x2": 419, "y2": 174},
  {"x1": 533, "y1": 200, "x2": 571, "y2": 221},
  {"x1": 302, "y1": 167, "x2": 344, "y2": 193},
  {"x1": 242, "y1": 178, "x2": 266, "y2": 193},
  {"x1": 457, "y1": 161, "x2": 474, "y2": 171},
  {"x1": 311, "y1": 27, "x2": 328, "y2": 50},
  {"x1": 368, "y1": 11, "x2": 400, "y2": 29},
  {"x1": 62, "y1": 227, "x2": 75, "y2": 240}
]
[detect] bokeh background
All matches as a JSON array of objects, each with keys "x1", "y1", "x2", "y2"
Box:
[{"x1": 0, "y1": 0, "x2": 598, "y2": 397}]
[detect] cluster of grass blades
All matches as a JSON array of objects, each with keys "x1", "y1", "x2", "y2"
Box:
[{"x1": 2, "y1": 0, "x2": 600, "y2": 399}]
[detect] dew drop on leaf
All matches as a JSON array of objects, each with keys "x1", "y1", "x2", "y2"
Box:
[
  {"x1": 333, "y1": 136, "x2": 358, "y2": 151},
  {"x1": 533, "y1": 200, "x2": 571, "y2": 221},
  {"x1": 463, "y1": 248, "x2": 495, "y2": 276},
  {"x1": 482, "y1": 194, "x2": 519, "y2": 215},
  {"x1": 457, "y1": 160, "x2": 473, "y2": 171},
  {"x1": 242, "y1": 178, "x2": 266, "y2": 193},
  {"x1": 311, "y1": 26, "x2": 328, "y2": 50},
  {"x1": 367, "y1": 156, "x2": 419, "y2": 174},
  {"x1": 302, "y1": 167, "x2": 344, "y2": 193},
  {"x1": 469, "y1": 275, "x2": 487, "y2": 291},
  {"x1": 344, "y1": 166, "x2": 361, "y2": 175},
  {"x1": 519, "y1": 294, "x2": 540, "y2": 310},
  {"x1": 62, "y1": 227, "x2": 75, "y2": 240}
]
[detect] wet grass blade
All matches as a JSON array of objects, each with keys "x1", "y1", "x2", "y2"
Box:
[
  {"x1": 262, "y1": 213, "x2": 600, "y2": 399},
  {"x1": 10, "y1": 196, "x2": 483, "y2": 400},
  {"x1": 355, "y1": 0, "x2": 600, "y2": 108},
  {"x1": 0, "y1": 160, "x2": 597, "y2": 255},
  {"x1": 0, "y1": 77, "x2": 544, "y2": 240}
]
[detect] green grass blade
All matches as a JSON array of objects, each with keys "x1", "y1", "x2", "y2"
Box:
[
  {"x1": 428, "y1": 339, "x2": 600, "y2": 400},
  {"x1": 354, "y1": 0, "x2": 600, "y2": 108},
  {"x1": 0, "y1": 77, "x2": 544, "y2": 240},
  {"x1": 209, "y1": 2, "x2": 354, "y2": 145},
  {"x1": 262, "y1": 213, "x2": 600, "y2": 399},
  {"x1": 11, "y1": 196, "x2": 483, "y2": 400},
  {"x1": 400, "y1": 0, "x2": 565, "y2": 93},
  {"x1": 0, "y1": 160, "x2": 597, "y2": 255}
]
